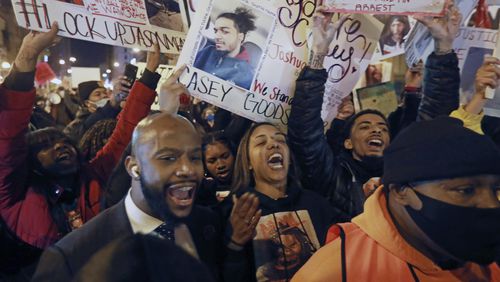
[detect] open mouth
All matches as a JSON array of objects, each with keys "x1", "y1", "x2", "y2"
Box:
[
  {"x1": 367, "y1": 138, "x2": 384, "y2": 149},
  {"x1": 166, "y1": 183, "x2": 196, "y2": 207},
  {"x1": 216, "y1": 169, "x2": 230, "y2": 178},
  {"x1": 56, "y1": 152, "x2": 72, "y2": 162},
  {"x1": 267, "y1": 153, "x2": 284, "y2": 169}
]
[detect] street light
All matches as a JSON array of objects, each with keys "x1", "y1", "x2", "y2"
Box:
[
  {"x1": 67, "y1": 69, "x2": 72, "y2": 74},
  {"x1": 113, "y1": 62, "x2": 120, "y2": 67},
  {"x1": 69, "y1": 57, "x2": 77, "y2": 63},
  {"x1": 59, "y1": 59, "x2": 66, "y2": 65},
  {"x1": 106, "y1": 69, "x2": 111, "y2": 74},
  {"x1": 102, "y1": 73, "x2": 108, "y2": 78},
  {"x1": 1, "y1": 62, "x2": 11, "y2": 69}
]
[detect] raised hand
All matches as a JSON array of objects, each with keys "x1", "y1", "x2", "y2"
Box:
[
  {"x1": 336, "y1": 95, "x2": 354, "y2": 120},
  {"x1": 146, "y1": 43, "x2": 161, "y2": 73},
  {"x1": 311, "y1": 6, "x2": 350, "y2": 55},
  {"x1": 405, "y1": 60, "x2": 424, "y2": 89},
  {"x1": 159, "y1": 65, "x2": 187, "y2": 114},
  {"x1": 363, "y1": 177, "x2": 381, "y2": 198},
  {"x1": 475, "y1": 56, "x2": 500, "y2": 95},
  {"x1": 229, "y1": 193, "x2": 262, "y2": 246},
  {"x1": 110, "y1": 76, "x2": 132, "y2": 108},
  {"x1": 15, "y1": 22, "x2": 61, "y2": 72},
  {"x1": 414, "y1": 0, "x2": 462, "y2": 54},
  {"x1": 309, "y1": 7, "x2": 349, "y2": 69}
]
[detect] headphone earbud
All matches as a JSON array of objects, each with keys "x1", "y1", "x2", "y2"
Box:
[{"x1": 132, "y1": 166, "x2": 140, "y2": 178}]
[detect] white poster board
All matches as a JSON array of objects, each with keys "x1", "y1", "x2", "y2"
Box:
[
  {"x1": 177, "y1": 0, "x2": 382, "y2": 129},
  {"x1": 71, "y1": 67, "x2": 100, "y2": 87},
  {"x1": 324, "y1": 0, "x2": 447, "y2": 17},
  {"x1": 11, "y1": 0, "x2": 186, "y2": 54}
]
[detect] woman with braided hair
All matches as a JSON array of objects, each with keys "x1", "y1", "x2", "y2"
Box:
[{"x1": 78, "y1": 119, "x2": 117, "y2": 162}]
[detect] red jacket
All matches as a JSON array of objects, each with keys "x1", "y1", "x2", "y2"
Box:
[{"x1": 0, "y1": 81, "x2": 155, "y2": 249}]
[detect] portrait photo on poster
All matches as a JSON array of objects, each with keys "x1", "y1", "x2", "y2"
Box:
[
  {"x1": 376, "y1": 15, "x2": 414, "y2": 58},
  {"x1": 192, "y1": 0, "x2": 275, "y2": 91},
  {"x1": 146, "y1": 0, "x2": 185, "y2": 31}
]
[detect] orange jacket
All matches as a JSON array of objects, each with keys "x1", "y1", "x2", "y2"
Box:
[{"x1": 292, "y1": 188, "x2": 500, "y2": 282}]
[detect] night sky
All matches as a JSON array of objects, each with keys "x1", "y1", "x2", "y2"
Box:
[{"x1": 70, "y1": 39, "x2": 111, "y2": 68}]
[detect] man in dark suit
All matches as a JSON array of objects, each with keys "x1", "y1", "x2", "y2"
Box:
[{"x1": 32, "y1": 69, "x2": 244, "y2": 281}]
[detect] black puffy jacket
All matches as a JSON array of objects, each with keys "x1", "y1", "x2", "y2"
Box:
[{"x1": 288, "y1": 52, "x2": 459, "y2": 223}]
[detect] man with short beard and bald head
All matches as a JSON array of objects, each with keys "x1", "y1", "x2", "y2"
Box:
[{"x1": 33, "y1": 69, "x2": 244, "y2": 282}]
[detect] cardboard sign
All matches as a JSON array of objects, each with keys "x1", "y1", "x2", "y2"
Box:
[
  {"x1": 11, "y1": 0, "x2": 186, "y2": 54},
  {"x1": 324, "y1": 0, "x2": 447, "y2": 16},
  {"x1": 177, "y1": 0, "x2": 382, "y2": 129}
]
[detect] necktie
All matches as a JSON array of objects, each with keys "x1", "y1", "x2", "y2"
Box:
[{"x1": 153, "y1": 221, "x2": 176, "y2": 242}]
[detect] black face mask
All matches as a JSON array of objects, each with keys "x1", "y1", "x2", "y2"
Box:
[{"x1": 405, "y1": 189, "x2": 500, "y2": 266}]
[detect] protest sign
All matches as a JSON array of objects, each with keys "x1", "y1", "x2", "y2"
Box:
[
  {"x1": 11, "y1": 0, "x2": 186, "y2": 54},
  {"x1": 135, "y1": 62, "x2": 175, "y2": 110},
  {"x1": 324, "y1": 0, "x2": 447, "y2": 17},
  {"x1": 177, "y1": 0, "x2": 382, "y2": 129},
  {"x1": 71, "y1": 67, "x2": 100, "y2": 87},
  {"x1": 356, "y1": 81, "x2": 398, "y2": 117},
  {"x1": 453, "y1": 27, "x2": 497, "y2": 103},
  {"x1": 405, "y1": 0, "x2": 479, "y2": 67}
]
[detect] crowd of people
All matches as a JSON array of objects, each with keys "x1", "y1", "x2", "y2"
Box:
[{"x1": 0, "y1": 2, "x2": 499, "y2": 282}]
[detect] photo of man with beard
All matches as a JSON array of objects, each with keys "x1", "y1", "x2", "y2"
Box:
[{"x1": 193, "y1": 6, "x2": 260, "y2": 90}]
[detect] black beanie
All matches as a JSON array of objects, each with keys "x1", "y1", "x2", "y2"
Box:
[
  {"x1": 78, "y1": 81, "x2": 104, "y2": 102},
  {"x1": 383, "y1": 116, "x2": 500, "y2": 185}
]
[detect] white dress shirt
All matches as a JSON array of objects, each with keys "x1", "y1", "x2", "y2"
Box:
[{"x1": 124, "y1": 189, "x2": 199, "y2": 259}]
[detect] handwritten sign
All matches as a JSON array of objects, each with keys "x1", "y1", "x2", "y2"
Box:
[
  {"x1": 324, "y1": 0, "x2": 447, "y2": 16},
  {"x1": 177, "y1": 0, "x2": 382, "y2": 129},
  {"x1": 82, "y1": 0, "x2": 148, "y2": 25},
  {"x1": 321, "y1": 14, "x2": 383, "y2": 124},
  {"x1": 11, "y1": 0, "x2": 186, "y2": 54}
]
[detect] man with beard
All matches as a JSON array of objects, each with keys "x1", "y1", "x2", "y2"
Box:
[
  {"x1": 193, "y1": 7, "x2": 256, "y2": 90},
  {"x1": 288, "y1": 4, "x2": 462, "y2": 223},
  {"x1": 32, "y1": 70, "x2": 244, "y2": 281},
  {"x1": 293, "y1": 116, "x2": 500, "y2": 281}
]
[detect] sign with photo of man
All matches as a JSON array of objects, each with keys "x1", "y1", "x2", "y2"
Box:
[{"x1": 178, "y1": 0, "x2": 383, "y2": 129}]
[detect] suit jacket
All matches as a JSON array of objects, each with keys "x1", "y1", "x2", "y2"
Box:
[{"x1": 32, "y1": 200, "x2": 225, "y2": 282}]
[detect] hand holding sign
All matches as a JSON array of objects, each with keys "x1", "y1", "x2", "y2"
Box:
[
  {"x1": 310, "y1": 6, "x2": 350, "y2": 69},
  {"x1": 475, "y1": 56, "x2": 500, "y2": 99},
  {"x1": 414, "y1": 0, "x2": 462, "y2": 54},
  {"x1": 159, "y1": 65, "x2": 188, "y2": 114},
  {"x1": 15, "y1": 22, "x2": 60, "y2": 72},
  {"x1": 462, "y1": 56, "x2": 500, "y2": 115},
  {"x1": 146, "y1": 43, "x2": 161, "y2": 73}
]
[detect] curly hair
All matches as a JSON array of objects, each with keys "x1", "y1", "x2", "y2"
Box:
[
  {"x1": 79, "y1": 119, "x2": 117, "y2": 162},
  {"x1": 217, "y1": 7, "x2": 257, "y2": 36}
]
